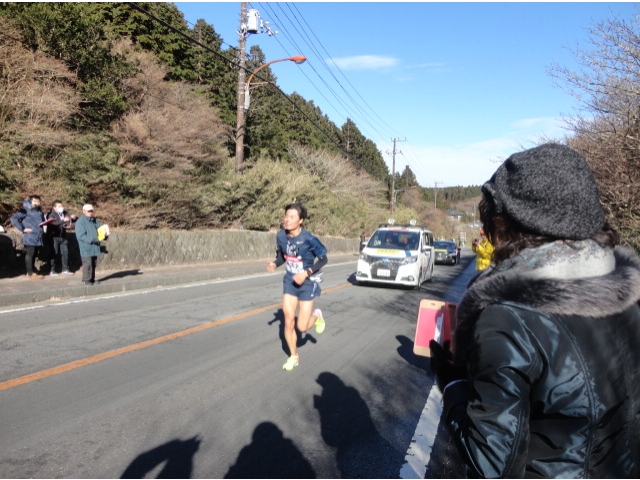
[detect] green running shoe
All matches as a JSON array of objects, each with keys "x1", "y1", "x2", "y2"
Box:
[
  {"x1": 313, "y1": 309, "x2": 325, "y2": 334},
  {"x1": 282, "y1": 355, "x2": 299, "y2": 371}
]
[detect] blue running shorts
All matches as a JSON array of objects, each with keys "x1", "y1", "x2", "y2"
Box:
[{"x1": 283, "y1": 275, "x2": 321, "y2": 301}]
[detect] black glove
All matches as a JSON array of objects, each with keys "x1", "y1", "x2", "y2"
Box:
[
  {"x1": 429, "y1": 340, "x2": 467, "y2": 393},
  {"x1": 91, "y1": 239, "x2": 100, "y2": 245}
]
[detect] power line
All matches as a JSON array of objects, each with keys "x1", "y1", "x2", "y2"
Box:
[
  {"x1": 278, "y1": 3, "x2": 390, "y2": 139},
  {"x1": 251, "y1": 2, "x2": 427, "y2": 185},
  {"x1": 179, "y1": 1, "x2": 411, "y2": 179},
  {"x1": 127, "y1": 2, "x2": 372, "y2": 172},
  {"x1": 288, "y1": 3, "x2": 405, "y2": 140},
  {"x1": 259, "y1": 2, "x2": 393, "y2": 142},
  {"x1": 257, "y1": 2, "x2": 370, "y2": 127}
]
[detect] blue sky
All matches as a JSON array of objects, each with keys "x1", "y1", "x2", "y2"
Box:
[{"x1": 175, "y1": 2, "x2": 639, "y2": 187}]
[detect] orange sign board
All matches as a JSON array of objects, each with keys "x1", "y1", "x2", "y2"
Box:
[{"x1": 413, "y1": 299, "x2": 457, "y2": 357}]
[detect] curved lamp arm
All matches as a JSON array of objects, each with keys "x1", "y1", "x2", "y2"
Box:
[{"x1": 244, "y1": 55, "x2": 306, "y2": 109}]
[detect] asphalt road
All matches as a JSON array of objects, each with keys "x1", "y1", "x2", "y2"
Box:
[{"x1": 0, "y1": 252, "x2": 475, "y2": 478}]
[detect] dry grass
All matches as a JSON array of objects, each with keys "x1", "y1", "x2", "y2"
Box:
[
  {"x1": 110, "y1": 44, "x2": 231, "y2": 180},
  {"x1": 0, "y1": 17, "x2": 79, "y2": 142}
]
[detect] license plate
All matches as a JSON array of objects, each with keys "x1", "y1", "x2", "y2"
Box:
[{"x1": 378, "y1": 269, "x2": 390, "y2": 277}]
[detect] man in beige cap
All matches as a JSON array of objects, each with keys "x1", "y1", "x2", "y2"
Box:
[{"x1": 74, "y1": 204, "x2": 103, "y2": 285}]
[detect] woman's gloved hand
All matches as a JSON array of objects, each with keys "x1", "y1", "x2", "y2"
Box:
[{"x1": 429, "y1": 340, "x2": 467, "y2": 393}]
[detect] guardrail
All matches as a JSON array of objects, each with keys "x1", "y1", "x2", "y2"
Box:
[{"x1": 0, "y1": 229, "x2": 360, "y2": 273}]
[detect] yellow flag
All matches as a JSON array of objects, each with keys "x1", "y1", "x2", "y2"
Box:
[{"x1": 97, "y1": 225, "x2": 109, "y2": 241}]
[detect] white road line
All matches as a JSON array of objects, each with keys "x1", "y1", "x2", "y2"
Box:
[
  {"x1": 0, "y1": 262, "x2": 354, "y2": 315},
  {"x1": 0, "y1": 273, "x2": 273, "y2": 315},
  {"x1": 400, "y1": 384, "x2": 443, "y2": 479}
]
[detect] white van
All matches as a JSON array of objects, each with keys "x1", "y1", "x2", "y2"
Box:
[{"x1": 356, "y1": 221, "x2": 435, "y2": 288}]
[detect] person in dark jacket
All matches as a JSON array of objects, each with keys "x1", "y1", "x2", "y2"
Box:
[
  {"x1": 10, "y1": 195, "x2": 46, "y2": 279},
  {"x1": 47, "y1": 200, "x2": 77, "y2": 276},
  {"x1": 430, "y1": 143, "x2": 640, "y2": 478},
  {"x1": 74, "y1": 204, "x2": 102, "y2": 286}
]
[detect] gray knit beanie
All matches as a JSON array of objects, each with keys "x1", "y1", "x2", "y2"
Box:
[{"x1": 481, "y1": 143, "x2": 605, "y2": 240}]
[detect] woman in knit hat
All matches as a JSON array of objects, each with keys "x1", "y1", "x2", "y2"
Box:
[{"x1": 430, "y1": 143, "x2": 640, "y2": 478}]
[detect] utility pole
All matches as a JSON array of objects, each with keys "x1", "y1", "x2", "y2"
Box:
[
  {"x1": 234, "y1": 4, "x2": 280, "y2": 173},
  {"x1": 388, "y1": 137, "x2": 404, "y2": 213},
  {"x1": 235, "y1": 2, "x2": 248, "y2": 173},
  {"x1": 434, "y1": 181, "x2": 443, "y2": 210},
  {"x1": 390, "y1": 138, "x2": 397, "y2": 213}
]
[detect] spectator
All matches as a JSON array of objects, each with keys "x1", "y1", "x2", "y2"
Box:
[
  {"x1": 359, "y1": 231, "x2": 366, "y2": 252},
  {"x1": 10, "y1": 195, "x2": 46, "y2": 279},
  {"x1": 46, "y1": 200, "x2": 77, "y2": 276},
  {"x1": 471, "y1": 228, "x2": 493, "y2": 270},
  {"x1": 430, "y1": 143, "x2": 640, "y2": 478},
  {"x1": 75, "y1": 204, "x2": 103, "y2": 286}
]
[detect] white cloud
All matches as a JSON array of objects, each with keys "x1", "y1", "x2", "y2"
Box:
[
  {"x1": 511, "y1": 116, "x2": 566, "y2": 133},
  {"x1": 395, "y1": 74, "x2": 415, "y2": 82},
  {"x1": 415, "y1": 62, "x2": 446, "y2": 68},
  {"x1": 331, "y1": 55, "x2": 399, "y2": 70},
  {"x1": 408, "y1": 144, "x2": 510, "y2": 188},
  {"x1": 376, "y1": 116, "x2": 571, "y2": 188},
  {"x1": 410, "y1": 62, "x2": 451, "y2": 73},
  {"x1": 376, "y1": 140, "x2": 508, "y2": 188}
]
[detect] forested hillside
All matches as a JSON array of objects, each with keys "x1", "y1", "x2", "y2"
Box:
[
  {"x1": 2, "y1": 2, "x2": 637, "y2": 250},
  {"x1": 0, "y1": 2, "x2": 413, "y2": 237}
]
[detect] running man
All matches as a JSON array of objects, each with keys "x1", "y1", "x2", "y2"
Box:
[{"x1": 267, "y1": 203, "x2": 328, "y2": 371}]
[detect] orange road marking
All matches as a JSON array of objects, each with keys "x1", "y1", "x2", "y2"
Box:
[{"x1": 0, "y1": 282, "x2": 351, "y2": 391}]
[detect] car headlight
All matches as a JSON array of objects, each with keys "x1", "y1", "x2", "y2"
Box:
[
  {"x1": 401, "y1": 255, "x2": 418, "y2": 265},
  {"x1": 359, "y1": 253, "x2": 369, "y2": 261}
]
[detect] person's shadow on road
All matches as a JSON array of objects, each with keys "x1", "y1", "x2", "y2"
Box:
[
  {"x1": 97, "y1": 269, "x2": 142, "y2": 282},
  {"x1": 396, "y1": 334, "x2": 430, "y2": 372},
  {"x1": 224, "y1": 421, "x2": 315, "y2": 478},
  {"x1": 268, "y1": 308, "x2": 317, "y2": 355},
  {"x1": 314, "y1": 372, "x2": 401, "y2": 478},
  {"x1": 121, "y1": 435, "x2": 201, "y2": 479}
]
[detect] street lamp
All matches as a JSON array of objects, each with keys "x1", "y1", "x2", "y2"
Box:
[
  {"x1": 236, "y1": 55, "x2": 306, "y2": 172},
  {"x1": 243, "y1": 55, "x2": 306, "y2": 109},
  {"x1": 235, "y1": 55, "x2": 306, "y2": 172}
]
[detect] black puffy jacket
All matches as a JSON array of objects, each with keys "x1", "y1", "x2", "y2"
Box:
[{"x1": 444, "y1": 246, "x2": 640, "y2": 478}]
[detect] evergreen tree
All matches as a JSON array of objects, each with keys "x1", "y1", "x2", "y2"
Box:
[
  {"x1": 85, "y1": 2, "x2": 196, "y2": 81},
  {"x1": 1, "y1": 2, "x2": 133, "y2": 128},
  {"x1": 340, "y1": 119, "x2": 388, "y2": 181},
  {"x1": 190, "y1": 19, "x2": 237, "y2": 128},
  {"x1": 398, "y1": 165, "x2": 417, "y2": 189}
]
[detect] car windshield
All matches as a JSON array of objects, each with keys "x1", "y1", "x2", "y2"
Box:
[
  {"x1": 434, "y1": 241, "x2": 455, "y2": 250},
  {"x1": 368, "y1": 231, "x2": 420, "y2": 250}
]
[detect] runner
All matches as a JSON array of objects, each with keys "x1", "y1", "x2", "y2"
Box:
[{"x1": 267, "y1": 203, "x2": 328, "y2": 371}]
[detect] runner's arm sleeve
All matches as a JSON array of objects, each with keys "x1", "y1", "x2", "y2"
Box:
[
  {"x1": 308, "y1": 255, "x2": 328, "y2": 275},
  {"x1": 273, "y1": 248, "x2": 285, "y2": 268}
]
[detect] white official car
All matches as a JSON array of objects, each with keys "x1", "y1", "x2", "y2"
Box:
[{"x1": 356, "y1": 221, "x2": 435, "y2": 288}]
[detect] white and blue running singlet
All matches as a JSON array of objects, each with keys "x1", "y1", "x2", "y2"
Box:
[{"x1": 276, "y1": 229, "x2": 327, "y2": 282}]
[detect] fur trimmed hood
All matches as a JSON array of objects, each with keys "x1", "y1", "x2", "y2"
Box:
[
  {"x1": 457, "y1": 245, "x2": 640, "y2": 328},
  {"x1": 445, "y1": 243, "x2": 640, "y2": 478}
]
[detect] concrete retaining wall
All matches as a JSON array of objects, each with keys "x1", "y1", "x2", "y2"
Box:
[{"x1": 0, "y1": 230, "x2": 360, "y2": 272}]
